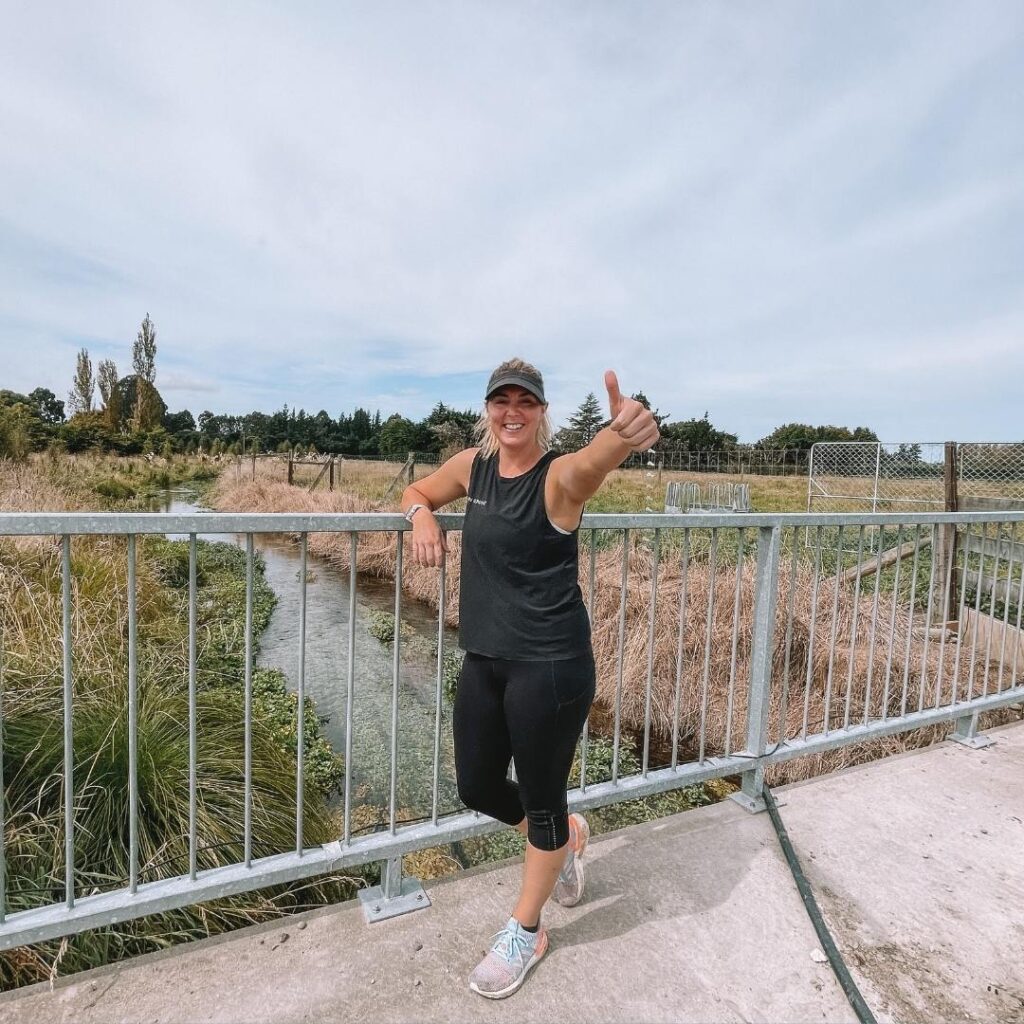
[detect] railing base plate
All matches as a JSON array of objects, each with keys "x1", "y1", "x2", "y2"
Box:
[
  {"x1": 729, "y1": 791, "x2": 767, "y2": 814},
  {"x1": 947, "y1": 731, "x2": 995, "y2": 750},
  {"x1": 359, "y1": 876, "x2": 431, "y2": 923}
]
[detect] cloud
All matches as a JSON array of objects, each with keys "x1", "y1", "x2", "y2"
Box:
[
  {"x1": 0, "y1": 1, "x2": 1022, "y2": 442},
  {"x1": 160, "y1": 372, "x2": 220, "y2": 394}
]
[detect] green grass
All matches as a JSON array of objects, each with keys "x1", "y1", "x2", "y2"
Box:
[{"x1": 0, "y1": 530, "x2": 352, "y2": 989}]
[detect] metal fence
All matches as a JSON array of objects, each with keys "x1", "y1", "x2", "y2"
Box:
[
  {"x1": 808, "y1": 441, "x2": 1024, "y2": 515},
  {"x1": 958, "y1": 443, "x2": 1024, "y2": 505},
  {"x1": 226, "y1": 448, "x2": 810, "y2": 483},
  {"x1": 0, "y1": 509, "x2": 1022, "y2": 950},
  {"x1": 622, "y1": 448, "x2": 809, "y2": 476}
]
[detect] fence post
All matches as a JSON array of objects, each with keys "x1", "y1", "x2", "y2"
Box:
[
  {"x1": 407, "y1": 451, "x2": 416, "y2": 486},
  {"x1": 931, "y1": 441, "x2": 959, "y2": 626},
  {"x1": 288, "y1": 452, "x2": 294, "y2": 486},
  {"x1": 731, "y1": 524, "x2": 782, "y2": 813},
  {"x1": 329, "y1": 457, "x2": 335, "y2": 491},
  {"x1": 251, "y1": 454, "x2": 256, "y2": 482}
]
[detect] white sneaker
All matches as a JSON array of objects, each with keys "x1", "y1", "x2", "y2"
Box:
[
  {"x1": 552, "y1": 813, "x2": 590, "y2": 907},
  {"x1": 469, "y1": 916, "x2": 548, "y2": 999}
]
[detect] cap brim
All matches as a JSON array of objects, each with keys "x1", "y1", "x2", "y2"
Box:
[{"x1": 485, "y1": 374, "x2": 546, "y2": 403}]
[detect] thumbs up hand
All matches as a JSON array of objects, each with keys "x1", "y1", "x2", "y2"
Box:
[{"x1": 605, "y1": 370, "x2": 660, "y2": 452}]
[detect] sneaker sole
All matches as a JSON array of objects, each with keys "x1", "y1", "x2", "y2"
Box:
[
  {"x1": 574, "y1": 815, "x2": 590, "y2": 860},
  {"x1": 554, "y1": 815, "x2": 590, "y2": 907},
  {"x1": 469, "y1": 937, "x2": 548, "y2": 1000}
]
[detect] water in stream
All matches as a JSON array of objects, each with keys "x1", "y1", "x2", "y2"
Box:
[{"x1": 151, "y1": 489, "x2": 462, "y2": 828}]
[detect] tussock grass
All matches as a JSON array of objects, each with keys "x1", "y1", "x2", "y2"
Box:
[{"x1": 0, "y1": 459, "x2": 355, "y2": 989}]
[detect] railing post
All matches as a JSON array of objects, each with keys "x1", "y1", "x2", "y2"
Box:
[
  {"x1": 731, "y1": 525, "x2": 782, "y2": 813},
  {"x1": 948, "y1": 711, "x2": 995, "y2": 750},
  {"x1": 359, "y1": 856, "x2": 430, "y2": 923},
  {"x1": 931, "y1": 442, "x2": 959, "y2": 626}
]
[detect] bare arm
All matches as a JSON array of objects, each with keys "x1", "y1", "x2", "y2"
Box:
[
  {"x1": 401, "y1": 447, "x2": 478, "y2": 567},
  {"x1": 547, "y1": 371, "x2": 660, "y2": 520}
]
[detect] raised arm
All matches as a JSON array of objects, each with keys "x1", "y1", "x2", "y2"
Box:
[
  {"x1": 401, "y1": 446, "x2": 478, "y2": 567},
  {"x1": 547, "y1": 371, "x2": 660, "y2": 521}
]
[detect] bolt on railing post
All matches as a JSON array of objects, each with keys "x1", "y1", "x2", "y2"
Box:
[{"x1": 731, "y1": 525, "x2": 782, "y2": 814}]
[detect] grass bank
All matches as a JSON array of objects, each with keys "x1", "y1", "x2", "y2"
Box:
[{"x1": 0, "y1": 458, "x2": 352, "y2": 989}]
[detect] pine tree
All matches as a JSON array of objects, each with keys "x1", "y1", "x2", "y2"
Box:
[{"x1": 554, "y1": 392, "x2": 605, "y2": 452}]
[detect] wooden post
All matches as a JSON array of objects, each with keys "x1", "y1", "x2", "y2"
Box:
[
  {"x1": 407, "y1": 452, "x2": 416, "y2": 486},
  {"x1": 288, "y1": 452, "x2": 294, "y2": 486},
  {"x1": 251, "y1": 454, "x2": 256, "y2": 482},
  {"x1": 932, "y1": 441, "x2": 959, "y2": 625},
  {"x1": 329, "y1": 456, "x2": 335, "y2": 491}
]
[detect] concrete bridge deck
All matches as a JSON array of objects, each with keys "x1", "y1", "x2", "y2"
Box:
[{"x1": 2, "y1": 721, "x2": 1022, "y2": 1024}]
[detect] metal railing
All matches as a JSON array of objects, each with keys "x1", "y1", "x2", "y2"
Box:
[{"x1": 0, "y1": 510, "x2": 1022, "y2": 950}]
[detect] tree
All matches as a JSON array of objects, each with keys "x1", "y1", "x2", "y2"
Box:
[
  {"x1": 659, "y1": 412, "x2": 738, "y2": 452},
  {"x1": 755, "y1": 423, "x2": 880, "y2": 451},
  {"x1": 0, "y1": 403, "x2": 32, "y2": 462},
  {"x1": 117, "y1": 374, "x2": 167, "y2": 431},
  {"x1": 68, "y1": 348, "x2": 95, "y2": 415},
  {"x1": 131, "y1": 313, "x2": 159, "y2": 430},
  {"x1": 431, "y1": 419, "x2": 472, "y2": 461},
  {"x1": 97, "y1": 359, "x2": 121, "y2": 430},
  {"x1": 28, "y1": 387, "x2": 65, "y2": 424},
  {"x1": 554, "y1": 392, "x2": 605, "y2": 452},
  {"x1": 163, "y1": 409, "x2": 196, "y2": 435},
  {"x1": 378, "y1": 414, "x2": 417, "y2": 460}
]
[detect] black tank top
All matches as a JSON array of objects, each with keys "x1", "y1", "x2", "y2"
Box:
[{"x1": 458, "y1": 450, "x2": 592, "y2": 660}]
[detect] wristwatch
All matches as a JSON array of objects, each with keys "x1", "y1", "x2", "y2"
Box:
[{"x1": 404, "y1": 503, "x2": 429, "y2": 523}]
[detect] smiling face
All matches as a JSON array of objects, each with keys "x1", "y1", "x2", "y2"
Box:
[{"x1": 486, "y1": 385, "x2": 546, "y2": 454}]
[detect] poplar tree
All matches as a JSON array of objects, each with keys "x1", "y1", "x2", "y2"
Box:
[
  {"x1": 131, "y1": 313, "x2": 159, "y2": 430},
  {"x1": 68, "y1": 348, "x2": 95, "y2": 415},
  {"x1": 97, "y1": 359, "x2": 121, "y2": 430}
]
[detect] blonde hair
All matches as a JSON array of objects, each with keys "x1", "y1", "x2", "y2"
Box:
[{"x1": 473, "y1": 357, "x2": 553, "y2": 458}]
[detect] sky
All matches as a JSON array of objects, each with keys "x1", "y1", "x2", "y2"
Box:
[{"x1": 1, "y1": 1, "x2": 1022, "y2": 443}]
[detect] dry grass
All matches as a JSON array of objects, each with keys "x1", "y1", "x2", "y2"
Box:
[
  {"x1": 601, "y1": 467, "x2": 810, "y2": 514},
  {"x1": 213, "y1": 470, "x2": 1023, "y2": 787}
]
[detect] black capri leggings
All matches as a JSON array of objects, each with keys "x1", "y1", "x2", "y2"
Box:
[{"x1": 453, "y1": 651, "x2": 596, "y2": 851}]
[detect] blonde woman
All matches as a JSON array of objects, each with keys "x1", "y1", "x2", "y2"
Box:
[{"x1": 402, "y1": 358, "x2": 659, "y2": 998}]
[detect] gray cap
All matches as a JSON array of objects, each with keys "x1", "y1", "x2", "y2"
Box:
[{"x1": 485, "y1": 366, "x2": 546, "y2": 404}]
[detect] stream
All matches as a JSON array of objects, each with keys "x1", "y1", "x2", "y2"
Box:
[{"x1": 151, "y1": 488, "x2": 461, "y2": 825}]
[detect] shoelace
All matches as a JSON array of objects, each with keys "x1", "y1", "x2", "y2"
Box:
[{"x1": 490, "y1": 925, "x2": 534, "y2": 969}]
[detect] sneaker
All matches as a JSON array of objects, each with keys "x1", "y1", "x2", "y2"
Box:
[
  {"x1": 468, "y1": 916, "x2": 548, "y2": 999},
  {"x1": 552, "y1": 812, "x2": 590, "y2": 907}
]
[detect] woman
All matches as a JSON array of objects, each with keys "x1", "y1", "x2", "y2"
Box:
[{"x1": 401, "y1": 357, "x2": 659, "y2": 999}]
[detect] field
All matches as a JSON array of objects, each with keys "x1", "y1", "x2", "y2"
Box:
[{"x1": 212, "y1": 455, "x2": 1024, "y2": 788}]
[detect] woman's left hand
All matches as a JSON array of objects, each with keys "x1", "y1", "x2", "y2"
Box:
[{"x1": 605, "y1": 370, "x2": 661, "y2": 452}]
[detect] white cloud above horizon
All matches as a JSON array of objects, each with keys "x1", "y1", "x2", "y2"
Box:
[{"x1": 1, "y1": 1, "x2": 1022, "y2": 441}]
